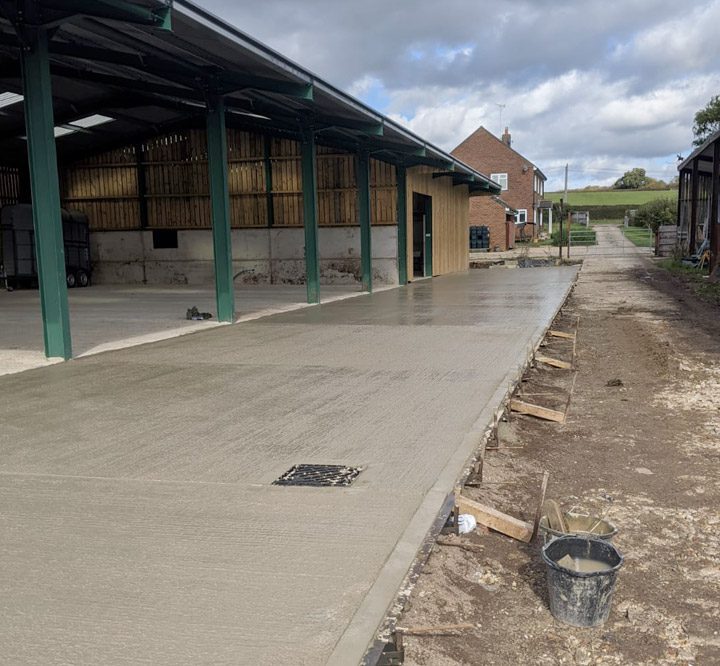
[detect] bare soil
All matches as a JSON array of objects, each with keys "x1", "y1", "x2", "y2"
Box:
[{"x1": 399, "y1": 255, "x2": 720, "y2": 665}]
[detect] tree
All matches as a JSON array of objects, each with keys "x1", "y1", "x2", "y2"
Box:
[
  {"x1": 631, "y1": 198, "x2": 677, "y2": 232},
  {"x1": 693, "y1": 95, "x2": 720, "y2": 146},
  {"x1": 613, "y1": 167, "x2": 648, "y2": 189}
]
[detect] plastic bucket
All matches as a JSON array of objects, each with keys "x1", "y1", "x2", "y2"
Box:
[
  {"x1": 542, "y1": 535, "x2": 623, "y2": 627},
  {"x1": 539, "y1": 512, "x2": 618, "y2": 545}
]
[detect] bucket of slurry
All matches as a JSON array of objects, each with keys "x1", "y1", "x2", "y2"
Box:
[
  {"x1": 542, "y1": 535, "x2": 624, "y2": 627},
  {"x1": 538, "y1": 512, "x2": 618, "y2": 545}
]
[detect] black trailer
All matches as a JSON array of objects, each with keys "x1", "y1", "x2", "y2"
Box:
[{"x1": 1, "y1": 204, "x2": 91, "y2": 289}]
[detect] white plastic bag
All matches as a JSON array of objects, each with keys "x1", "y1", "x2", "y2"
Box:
[{"x1": 457, "y1": 513, "x2": 477, "y2": 534}]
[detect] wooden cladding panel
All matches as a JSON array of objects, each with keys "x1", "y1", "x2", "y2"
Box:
[
  {"x1": 270, "y1": 138, "x2": 302, "y2": 227},
  {"x1": 0, "y1": 166, "x2": 19, "y2": 208},
  {"x1": 59, "y1": 129, "x2": 397, "y2": 231},
  {"x1": 405, "y1": 166, "x2": 470, "y2": 278},
  {"x1": 62, "y1": 147, "x2": 139, "y2": 230}
]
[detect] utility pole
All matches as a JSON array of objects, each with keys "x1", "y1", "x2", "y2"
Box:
[
  {"x1": 563, "y1": 163, "x2": 569, "y2": 258},
  {"x1": 559, "y1": 198, "x2": 563, "y2": 260}
]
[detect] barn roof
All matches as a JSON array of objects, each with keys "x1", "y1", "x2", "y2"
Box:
[{"x1": 0, "y1": 0, "x2": 499, "y2": 193}]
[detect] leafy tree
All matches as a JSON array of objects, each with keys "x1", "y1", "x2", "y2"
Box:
[
  {"x1": 631, "y1": 198, "x2": 677, "y2": 232},
  {"x1": 693, "y1": 95, "x2": 720, "y2": 146},
  {"x1": 613, "y1": 167, "x2": 648, "y2": 189}
]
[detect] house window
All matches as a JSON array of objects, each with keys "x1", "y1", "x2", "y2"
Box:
[
  {"x1": 516, "y1": 209, "x2": 527, "y2": 224},
  {"x1": 491, "y1": 173, "x2": 508, "y2": 191}
]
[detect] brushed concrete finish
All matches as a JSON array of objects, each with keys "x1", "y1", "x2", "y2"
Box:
[
  {"x1": 0, "y1": 267, "x2": 577, "y2": 665},
  {"x1": 0, "y1": 284, "x2": 364, "y2": 376}
]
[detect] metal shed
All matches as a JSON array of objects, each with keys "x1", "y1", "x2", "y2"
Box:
[
  {"x1": 0, "y1": 0, "x2": 499, "y2": 359},
  {"x1": 677, "y1": 129, "x2": 720, "y2": 273}
]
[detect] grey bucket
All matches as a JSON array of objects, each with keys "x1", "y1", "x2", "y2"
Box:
[
  {"x1": 538, "y1": 512, "x2": 618, "y2": 545},
  {"x1": 542, "y1": 535, "x2": 623, "y2": 627}
]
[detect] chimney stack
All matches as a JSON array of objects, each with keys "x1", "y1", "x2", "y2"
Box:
[{"x1": 501, "y1": 127, "x2": 511, "y2": 147}]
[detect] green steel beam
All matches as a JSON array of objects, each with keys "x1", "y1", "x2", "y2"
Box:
[
  {"x1": 42, "y1": 0, "x2": 172, "y2": 28},
  {"x1": 316, "y1": 116, "x2": 383, "y2": 136},
  {"x1": 48, "y1": 63, "x2": 205, "y2": 101},
  {"x1": 300, "y1": 127, "x2": 320, "y2": 303},
  {"x1": 396, "y1": 165, "x2": 407, "y2": 286},
  {"x1": 20, "y1": 28, "x2": 72, "y2": 359},
  {"x1": 44, "y1": 40, "x2": 315, "y2": 99},
  {"x1": 206, "y1": 95, "x2": 235, "y2": 322},
  {"x1": 357, "y1": 149, "x2": 372, "y2": 292}
]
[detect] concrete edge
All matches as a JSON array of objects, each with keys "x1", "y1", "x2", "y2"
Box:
[{"x1": 326, "y1": 267, "x2": 580, "y2": 666}]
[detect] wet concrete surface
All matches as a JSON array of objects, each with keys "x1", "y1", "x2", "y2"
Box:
[
  {"x1": 0, "y1": 268, "x2": 577, "y2": 665},
  {"x1": 0, "y1": 284, "x2": 365, "y2": 376}
]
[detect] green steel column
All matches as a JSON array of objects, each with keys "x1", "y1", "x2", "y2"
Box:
[
  {"x1": 396, "y1": 165, "x2": 408, "y2": 285},
  {"x1": 206, "y1": 95, "x2": 235, "y2": 322},
  {"x1": 357, "y1": 150, "x2": 372, "y2": 292},
  {"x1": 20, "y1": 28, "x2": 72, "y2": 359},
  {"x1": 300, "y1": 128, "x2": 320, "y2": 303}
]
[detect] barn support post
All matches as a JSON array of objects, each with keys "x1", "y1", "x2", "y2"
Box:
[
  {"x1": 206, "y1": 95, "x2": 235, "y2": 322},
  {"x1": 357, "y1": 149, "x2": 372, "y2": 292},
  {"x1": 689, "y1": 158, "x2": 699, "y2": 252},
  {"x1": 20, "y1": 27, "x2": 72, "y2": 359},
  {"x1": 396, "y1": 165, "x2": 408, "y2": 285},
  {"x1": 676, "y1": 168, "x2": 686, "y2": 233},
  {"x1": 710, "y1": 141, "x2": 720, "y2": 271},
  {"x1": 300, "y1": 127, "x2": 320, "y2": 304}
]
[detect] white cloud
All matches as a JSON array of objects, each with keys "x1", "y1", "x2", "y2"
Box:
[{"x1": 198, "y1": 0, "x2": 720, "y2": 189}]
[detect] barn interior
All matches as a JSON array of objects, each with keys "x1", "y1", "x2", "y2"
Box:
[{"x1": 0, "y1": 0, "x2": 498, "y2": 370}]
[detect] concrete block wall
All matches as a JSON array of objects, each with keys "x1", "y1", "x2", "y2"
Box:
[{"x1": 90, "y1": 226, "x2": 398, "y2": 286}]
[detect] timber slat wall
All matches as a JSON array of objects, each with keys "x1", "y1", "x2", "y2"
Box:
[
  {"x1": 61, "y1": 129, "x2": 396, "y2": 231},
  {"x1": 0, "y1": 166, "x2": 19, "y2": 208},
  {"x1": 405, "y1": 167, "x2": 470, "y2": 277}
]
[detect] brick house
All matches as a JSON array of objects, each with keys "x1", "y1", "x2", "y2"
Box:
[
  {"x1": 470, "y1": 195, "x2": 517, "y2": 251},
  {"x1": 452, "y1": 127, "x2": 546, "y2": 248}
]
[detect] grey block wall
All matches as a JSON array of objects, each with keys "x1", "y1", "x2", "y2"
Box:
[{"x1": 90, "y1": 227, "x2": 399, "y2": 286}]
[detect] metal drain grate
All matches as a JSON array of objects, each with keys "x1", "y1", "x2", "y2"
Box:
[{"x1": 273, "y1": 464, "x2": 362, "y2": 487}]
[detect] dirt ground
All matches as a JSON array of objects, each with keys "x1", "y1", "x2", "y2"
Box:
[{"x1": 398, "y1": 253, "x2": 720, "y2": 665}]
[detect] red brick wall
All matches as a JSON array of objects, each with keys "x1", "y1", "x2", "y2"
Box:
[
  {"x1": 452, "y1": 128, "x2": 539, "y2": 238},
  {"x1": 469, "y1": 196, "x2": 512, "y2": 251}
]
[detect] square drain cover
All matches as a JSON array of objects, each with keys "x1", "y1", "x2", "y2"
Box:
[{"x1": 273, "y1": 464, "x2": 362, "y2": 487}]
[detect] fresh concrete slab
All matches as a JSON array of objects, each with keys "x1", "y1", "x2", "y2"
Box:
[
  {"x1": 0, "y1": 267, "x2": 577, "y2": 665},
  {"x1": 0, "y1": 284, "x2": 365, "y2": 376}
]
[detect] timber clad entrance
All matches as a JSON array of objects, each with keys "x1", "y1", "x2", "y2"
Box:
[{"x1": 412, "y1": 192, "x2": 433, "y2": 278}]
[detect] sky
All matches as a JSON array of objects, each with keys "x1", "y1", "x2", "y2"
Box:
[{"x1": 199, "y1": 0, "x2": 720, "y2": 191}]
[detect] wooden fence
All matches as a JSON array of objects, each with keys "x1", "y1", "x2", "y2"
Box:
[{"x1": 61, "y1": 129, "x2": 397, "y2": 231}]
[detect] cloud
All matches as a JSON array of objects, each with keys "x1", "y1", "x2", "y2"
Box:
[{"x1": 198, "y1": 0, "x2": 720, "y2": 189}]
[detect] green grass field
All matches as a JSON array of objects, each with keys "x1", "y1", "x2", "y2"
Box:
[
  {"x1": 545, "y1": 189, "x2": 676, "y2": 205},
  {"x1": 622, "y1": 226, "x2": 654, "y2": 247}
]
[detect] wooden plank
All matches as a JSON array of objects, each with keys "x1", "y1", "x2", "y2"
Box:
[
  {"x1": 548, "y1": 329, "x2": 575, "y2": 340},
  {"x1": 455, "y1": 494, "x2": 533, "y2": 542},
  {"x1": 396, "y1": 623, "x2": 474, "y2": 637},
  {"x1": 531, "y1": 471, "x2": 550, "y2": 540},
  {"x1": 509, "y1": 398, "x2": 565, "y2": 423},
  {"x1": 536, "y1": 354, "x2": 573, "y2": 370}
]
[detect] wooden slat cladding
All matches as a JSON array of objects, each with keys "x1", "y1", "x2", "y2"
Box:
[
  {"x1": 60, "y1": 129, "x2": 397, "y2": 231},
  {"x1": 61, "y1": 147, "x2": 139, "y2": 230},
  {"x1": 0, "y1": 166, "x2": 20, "y2": 208},
  {"x1": 405, "y1": 167, "x2": 470, "y2": 277}
]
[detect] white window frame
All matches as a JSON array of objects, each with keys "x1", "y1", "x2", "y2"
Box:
[
  {"x1": 490, "y1": 172, "x2": 508, "y2": 191},
  {"x1": 516, "y1": 209, "x2": 527, "y2": 224}
]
